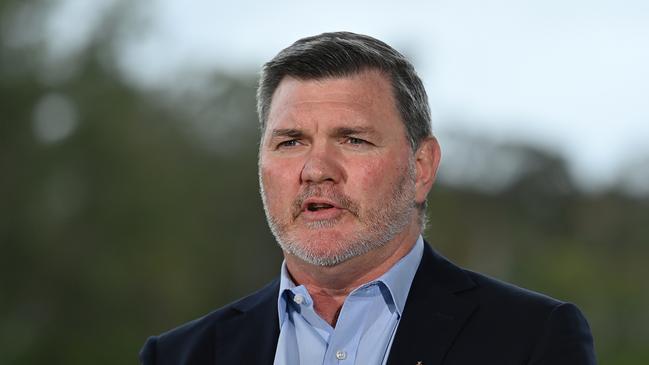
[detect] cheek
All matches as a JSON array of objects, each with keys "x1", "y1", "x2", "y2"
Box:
[
  {"x1": 350, "y1": 158, "x2": 402, "y2": 198},
  {"x1": 260, "y1": 160, "x2": 300, "y2": 205}
]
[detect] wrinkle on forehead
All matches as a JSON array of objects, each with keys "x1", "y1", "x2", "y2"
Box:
[
  {"x1": 266, "y1": 70, "x2": 399, "y2": 132},
  {"x1": 270, "y1": 70, "x2": 394, "y2": 110}
]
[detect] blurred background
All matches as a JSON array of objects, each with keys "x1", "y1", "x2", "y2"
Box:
[{"x1": 1, "y1": 0, "x2": 648, "y2": 363}]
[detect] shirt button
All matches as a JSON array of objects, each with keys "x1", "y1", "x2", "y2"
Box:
[
  {"x1": 336, "y1": 350, "x2": 347, "y2": 360},
  {"x1": 293, "y1": 294, "x2": 304, "y2": 305}
]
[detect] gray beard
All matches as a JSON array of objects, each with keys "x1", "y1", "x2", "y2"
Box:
[{"x1": 259, "y1": 157, "x2": 417, "y2": 267}]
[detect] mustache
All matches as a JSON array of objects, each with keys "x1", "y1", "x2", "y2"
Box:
[{"x1": 292, "y1": 185, "x2": 360, "y2": 218}]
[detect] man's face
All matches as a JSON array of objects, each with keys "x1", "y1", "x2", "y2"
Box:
[{"x1": 259, "y1": 70, "x2": 423, "y2": 266}]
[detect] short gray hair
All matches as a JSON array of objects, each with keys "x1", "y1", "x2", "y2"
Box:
[{"x1": 256, "y1": 31, "x2": 432, "y2": 151}]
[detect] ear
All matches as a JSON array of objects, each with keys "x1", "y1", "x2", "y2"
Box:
[{"x1": 414, "y1": 137, "x2": 441, "y2": 203}]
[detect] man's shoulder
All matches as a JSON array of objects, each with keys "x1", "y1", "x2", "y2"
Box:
[
  {"x1": 406, "y1": 249, "x2": 595, "y2": 363},
  {"x1": 139, "y1": 279, "x2": 280, "y2": 365},
  {"x1": 451, "y1": 269, "x2": 595, "y2": 363},
  {"x1": 421, "y1": 243, "x2": 590, "y2": 334},
  {"x1": 420, "y1": 243, "x2": 568, "y2": 314},
  {"x1": 458, "y1": 268, "x2": 591, "y2": 343}
]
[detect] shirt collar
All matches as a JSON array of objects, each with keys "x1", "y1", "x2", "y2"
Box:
[
  {"x1": 277, "y1": 261, "x2": 299, "y2": 326},
  {"x1": 277, "y1": 236, "x2": 425, "y2": 326},
  {"x1": 372, "y1": 235, "x2": 424, "y2": 315}
]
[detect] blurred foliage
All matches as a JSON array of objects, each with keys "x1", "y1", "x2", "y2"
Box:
[{"x1": 1, "y1": 1, "x2": 648, "y2": 364}]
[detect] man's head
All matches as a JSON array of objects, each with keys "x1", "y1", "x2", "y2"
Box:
[
  {"x1": 257, "y1": 32, "x2": 440, "y2": 267},
  {"x1": 257, "y1": 31, "x2": 432, "y2": 151}
]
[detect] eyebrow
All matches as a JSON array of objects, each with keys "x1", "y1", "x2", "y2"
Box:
[
  {"x1": 270, "y1": 129, "x2": 304, "y2": 138},
  {"x1": 331, "y1": 126, "x2": 376, "y2": 138},
  {"x1": 269, "y1": 126, "x2": 377, "y2": 139}
]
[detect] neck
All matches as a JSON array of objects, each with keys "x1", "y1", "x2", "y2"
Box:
[{"x1": 284, "y1": 223, "x2": 420, "y2": 326}]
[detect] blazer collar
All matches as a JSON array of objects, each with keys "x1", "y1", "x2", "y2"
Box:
[
  {"x1": 219, "y1": 279, "x2": 281, "y2": 365},
  {"x1": 387, "y1": 241, "x2": 478, "y2": 365}
]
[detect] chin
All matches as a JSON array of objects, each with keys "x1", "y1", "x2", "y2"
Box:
[{"x1": 279, "y1": 228, "x2": 382, "y2": 267}]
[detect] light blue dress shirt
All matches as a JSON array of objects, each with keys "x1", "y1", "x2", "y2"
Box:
[{"x1": 274, "y1": 236, "x2": 424, "y2": 365}]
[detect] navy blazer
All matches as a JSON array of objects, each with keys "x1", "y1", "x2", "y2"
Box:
[{"x1": 140, "y1": 243, "x2": 596, "y2": 364}]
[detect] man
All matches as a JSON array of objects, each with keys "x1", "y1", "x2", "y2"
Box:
[{"x1": 140, "y1": 32, "x2": 596, "y2": 364}]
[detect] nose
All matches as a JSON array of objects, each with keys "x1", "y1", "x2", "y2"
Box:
[{"x1": 300, "y1": 143, "x2": 344, "y2": 184}]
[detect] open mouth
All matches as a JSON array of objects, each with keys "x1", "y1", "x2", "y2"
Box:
[
  {"x1": 297, "y1": 198, "x2": 346, "y2": 221},
  {"x1": 307, "y1": 203, "x2": 335, "y2": 212}
]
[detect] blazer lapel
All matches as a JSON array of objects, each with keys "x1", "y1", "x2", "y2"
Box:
[
  {"x1": 387, "y1": 243, "x2": 478, "y2": 365},
  {"x1": 215, "y1": 279, "x2": 281, "y2": 365}
]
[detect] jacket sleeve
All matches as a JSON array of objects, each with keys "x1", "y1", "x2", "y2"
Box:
[
  {"x1": 528, "y1": 302, "x2": 596, "y2": 365},
  {"x1": 139, "y1": 336, "x2": 158, "y2": 365}
]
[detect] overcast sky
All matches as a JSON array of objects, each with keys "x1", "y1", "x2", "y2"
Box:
[{"x1": 47, "y1": 0, "x2": 649, "y2": 190}]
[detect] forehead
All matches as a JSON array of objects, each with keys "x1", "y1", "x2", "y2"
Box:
[{"x1": 266, "y1": 70, "x2": 402, "y2": 131}]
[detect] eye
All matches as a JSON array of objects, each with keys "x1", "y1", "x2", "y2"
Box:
[
  {"x1": 276, "y1": 139, "x2": 300, "y2": 149},
  {"x1": 345, "y1": 137, "x2": 368, "y2": 145}
]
